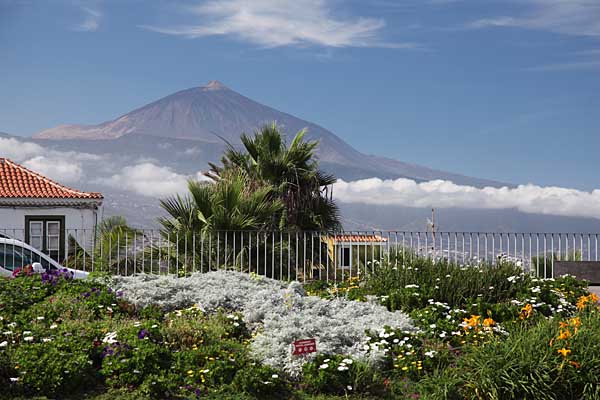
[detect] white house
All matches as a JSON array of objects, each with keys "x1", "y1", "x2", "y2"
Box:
[{"x1": 0, "y1": 158, "x2": 103, "y2": 261}]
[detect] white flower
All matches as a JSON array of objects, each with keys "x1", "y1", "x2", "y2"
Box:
[
  {"x1": 424, "y1": 350, "x2": 437, "y2": 358},
  {"x1": 36, "y1": 316, "x2": 44, "y2": 320},
  {"x1": 405, "y1": 284, "x2": 420, "y2": 289},
  {"x1": 9, "y1": 378, "x2": 18, "y2": 382},
  {"x1": 429, "y1": 324, "x2": 436, "y2": 329},
  {"x1": 0, "y1": 341, "x2": 7, "y2": 347},
  {"x1": 337, "y1": 365, "x2": 349, "y2": 371},
  {"x1": 23, "y1": 331, "x2": 31, "y2": 335},
  {"x1": 347, "y1": 385, "x2": 353, "y2": 391},
  {"x1": 319, "y1": 364, "x2": 329, "y2": 369},
  {"x1": 24, "y1": 336, "x2": 34, "y2": 342},
  {"x1": 507, "y1": 276, "x2": 517, "y2": 283},
  {"x1": 7, "y1": 322, "x2": 16, "y2": 328},
  {"x1": 271, "y1": 374, "x2": 279, "y2": 379},
  {"x1": 42, "y1": 338, "x2": 52, "y2": 343},
  {"x1": 50, "y1": 324, "x2": 58, "y2": 329},
  {"x1": 103, "y1": 331, "x2": 118, "y2": 344},
  {"x1": 342, "y1": 358, "x2": 353, "y2": 364}
]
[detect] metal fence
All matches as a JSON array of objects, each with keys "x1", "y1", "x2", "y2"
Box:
[{"x1": 1, "y1": 228, "x2": 599, "y2": 280}]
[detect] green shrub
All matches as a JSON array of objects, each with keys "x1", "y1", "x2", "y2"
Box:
[
  {"x1": 302, "y1": 354, "x2": 384, "y2": 395},
  {"x1": 10, "y1": 333, "x2": 99, "y2": 397},
  {"x1": 232, "y1": 363, "x2": 290, "y2": 397}
]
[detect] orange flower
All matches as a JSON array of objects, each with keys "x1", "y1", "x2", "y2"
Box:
[
  {"x1": 557, "y1": 330, "x2": 571, "y2": 340},
  {"x1": 559, "y1": 321, "x2": 569, "y2": 329},
  {"x1": 483, "y1": 317, "x2": 495, "y2": 328},
  {"x1": 569, "y1": 360, "x2": 581, "y2": 369},
  {"x1": 463, "y1": 315, "x2": 481, "y2": 330},
  {"x1": 549, "y1": 338, "x2": 554, "y2": 347},
  {"x1": 557, "y1": 348, "x2": 571, "y2": 357}
]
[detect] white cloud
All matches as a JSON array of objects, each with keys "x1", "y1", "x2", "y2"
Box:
[
  {"x1": 0, "y1": 137, "x2": 101, "y2": 183},
  {"x1": 74, "y1": 6, "x2": 102, "y2": 32},
  {"x1": 94, "y1": 163, "x2": 210, "y2": 198},
  {"x1": 0, "y1": 137, "x2": 44, "y2": 162},
  {"x1": 142, "y1": 0, "x2": 415, "y2": 48},
  {"x1": 22, "y1": 156, "x2": 83, "y2": 183},
  {"x1": 468, "y1": 0, "x2": 600, "y2": 37},
  {"x1": 334, "y1": 178, "x2": 600, "y2": 220}
]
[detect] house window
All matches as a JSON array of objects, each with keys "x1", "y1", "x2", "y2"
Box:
[
  {"x1": 341, "y1": 247, "x2": 351, "y2": 268},
  {"x1": 46, "y1": 221, "x2": 60, "y2": 251},
  {"x1": 29, "y1": 221, "x2": 43, "y2": 250},
  {"x1": 25, "y1": 216, "x2": 65, "y2": 262}
]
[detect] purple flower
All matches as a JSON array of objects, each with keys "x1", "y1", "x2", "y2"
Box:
[
  {"x1": 137, "y1": 329, "x2": 149, "y2": 339},
  {"x1": 116, "y1": 291, "x2": 123, "y2": 297},
  {"x1": 82, "y1": 292, "x2": 90, "y2": 298}
]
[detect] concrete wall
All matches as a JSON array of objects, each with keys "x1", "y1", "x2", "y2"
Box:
[{"x1": 0, "y1": 206, "x2": 99, "y2": 251}]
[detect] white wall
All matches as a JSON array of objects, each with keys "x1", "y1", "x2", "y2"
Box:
[{"x1": 0, "y1": 206, "x2": 98, "y2": 250}]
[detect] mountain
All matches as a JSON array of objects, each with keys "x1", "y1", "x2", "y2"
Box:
[{"x1": 34, "y1": 81, "x2": 502, "y2": 187}]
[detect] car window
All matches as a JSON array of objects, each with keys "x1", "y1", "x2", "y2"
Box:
[{"x1": 0, "y1": 244, "x2": 33, "y2": 271}]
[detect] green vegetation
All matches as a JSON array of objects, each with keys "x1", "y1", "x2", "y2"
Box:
[{"x1": 2, "y1": 255, "x2": 599, "y2": 399}]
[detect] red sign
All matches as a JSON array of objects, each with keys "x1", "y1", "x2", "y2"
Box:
[{"x1": 292, "y1": 339, "x2": 317, "y2": 355}]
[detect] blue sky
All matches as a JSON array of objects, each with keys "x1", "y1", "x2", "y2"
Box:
[{"x1": 0, "y1": 0, "x2": 599, "y2": 190}]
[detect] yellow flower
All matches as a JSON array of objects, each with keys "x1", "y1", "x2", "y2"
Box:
[
  {"x1": 519, "y1": 304, "x2": 533, "y2": 320},
  {"x1": 557, "y1": 348, "x2": 571, "y2": 357},
  {"x1": 187, "y1": 370, "x2": 194, "y2": 376},
  {"x1": 401, "y1": 366, "x2": 408, "y2": 371},
  {"x1": 483, "y1": 317, "x2": 495, "y2": 327}
]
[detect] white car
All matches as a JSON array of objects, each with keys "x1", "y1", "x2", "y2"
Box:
[{"x1": 0, "y1": 237, "x2": 89, "y2": 279}]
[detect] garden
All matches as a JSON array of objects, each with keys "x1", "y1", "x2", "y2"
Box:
[{"x1": 1, "y1": 253, "x2": 599, "y2": 400}]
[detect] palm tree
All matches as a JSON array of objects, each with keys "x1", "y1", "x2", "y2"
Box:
[
  {"x1": 207, "y1": 122, "x2": 340, "y2": 231},
  {"x1": 157, "y1": 169, "x2": 284, "y2": 273},
  {"x1": 64, "y1": 216, "x2": 139, "y2": 274}
]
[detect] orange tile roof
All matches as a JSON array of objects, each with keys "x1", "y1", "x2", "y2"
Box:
[
  {"x1": 328, "y1": 234, "x2": 388, "y2": 243},
  {"x1": 0, "y1": 158, "x2": 103, "y2": 200}
]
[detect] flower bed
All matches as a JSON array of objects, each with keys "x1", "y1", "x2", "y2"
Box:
[
  {"x1": 1, "y1": 258, "x2": 599, "y2": 400},
  {"x1": 112, "y1": 271, "x2": 415, "y2": 375}
]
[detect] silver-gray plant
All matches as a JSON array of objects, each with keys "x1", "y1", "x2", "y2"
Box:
[{"x1": 111, "y1": 271, "x2": 414, "y2": 375}]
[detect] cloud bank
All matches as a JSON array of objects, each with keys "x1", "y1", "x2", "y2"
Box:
[
  {"x1": 94, "y1": 163, "x2": 210, "y2": 198},
  {"x1": 0, "y1": 137, "x2": 99, "y2": 184},
  {"x1": 142, "y1": 0, "x2": 414, "y2": 48},
  {"x1": 334, "y1": 178, "x2": 600, "y2": 220}
]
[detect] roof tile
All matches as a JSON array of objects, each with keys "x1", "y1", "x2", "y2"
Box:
[{"x1": 0, "y1": 158, "x2": 103, "y2": 200}]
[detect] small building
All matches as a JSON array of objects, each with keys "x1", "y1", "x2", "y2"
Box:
[
  {"x1": 0, "y1": 158, "x2": 103, "y2": 261},
  {"x1": 323, "y1": 234, "x2": 388, "y2": 271}
]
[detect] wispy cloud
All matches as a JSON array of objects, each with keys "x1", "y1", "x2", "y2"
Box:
[
  {"x1": 525, "y1": 47, "x2": 600, "y2": 71},
  {"x1": 526, "y1": 59, "x2": 600, "y2": 71},
  {"x1": 468, "y1": 1, "x2": 600, "y2": 38},
  {"x1": 142, "y1": 0, "x2": 417, "y2": 49},
  {"x1": 74, "y1": 6, "x2": 102, "y2": 32},
  {"x1": 334, "y1": 178, "x2": 600, "y2": 220}
]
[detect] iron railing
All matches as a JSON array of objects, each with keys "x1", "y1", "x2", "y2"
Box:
[{"x1": 1, "y1": 228, "x2": 599, "y2": 280}]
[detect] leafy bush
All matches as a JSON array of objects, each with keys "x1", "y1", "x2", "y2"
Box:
[
  {"x1": 302, "y1": 354, "x2": 383, "y2": 395},
  {"x1": 232, "y1": 364, "x2": 290, "y2": 397},
  {"x1": 10, "y1": 333, "x2": 99, "y2": 397}
]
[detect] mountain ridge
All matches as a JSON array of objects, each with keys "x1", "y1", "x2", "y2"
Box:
[{"x1": 33, "y1": 81, "x2": 504, "y2": 188}]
